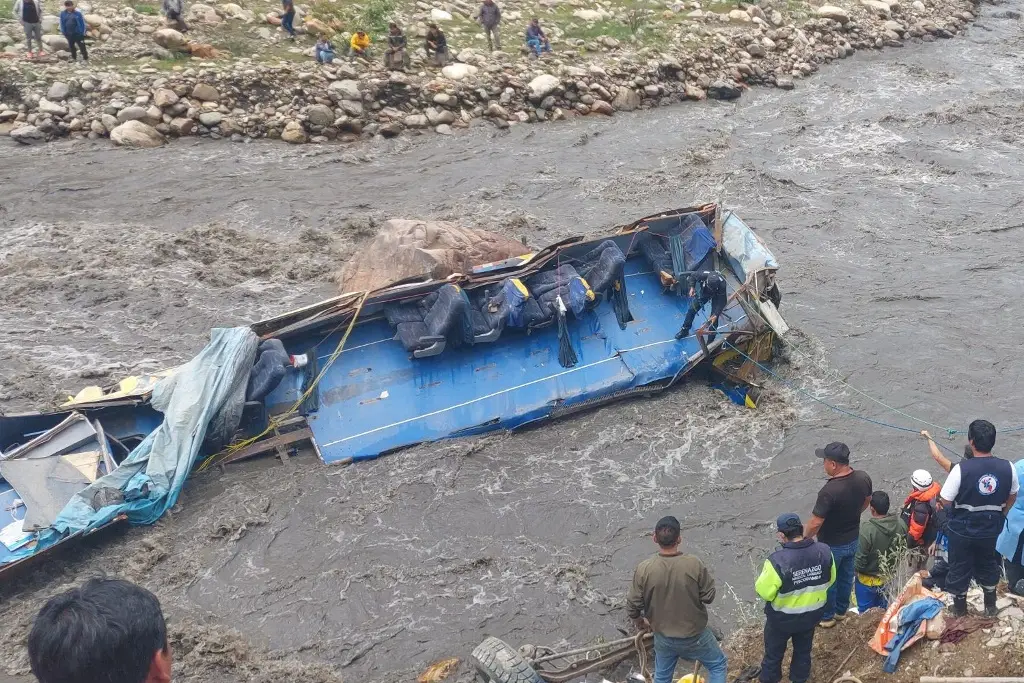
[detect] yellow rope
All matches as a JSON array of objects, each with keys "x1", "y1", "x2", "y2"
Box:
[{"x1": 198, "y1": 290, "x2": 370, "y2": 471}]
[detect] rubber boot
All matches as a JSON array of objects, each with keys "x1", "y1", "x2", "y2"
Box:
[
  {"x1": 983, "y1": 589, "x2": 999, "y2": 617},
  {"x1": 674, "y1": 326, "x2": 690, "y2": 340},
  {"x1": 951, "y1": 595, "x2": 968, "y2": 617}
]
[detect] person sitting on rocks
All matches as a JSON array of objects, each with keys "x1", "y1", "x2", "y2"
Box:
[
  {"x1": 425, "y1": 22, "x2": 448, "y2": 66},
  {"x1": 383, "y1": 22, "x2": 406, "y2": 70},
  {"x1": 349, "y1": 29, "x2": 371, "y2": 58},
  {"x1": 161, "y1": 0, "x2": 188, "y2": 32},
  {"x1": 525, "y1": 17, "x2": 551, "y2": 58},
  {"x1": 315, "y1": 34, "x2": 335, "y2": 63}
]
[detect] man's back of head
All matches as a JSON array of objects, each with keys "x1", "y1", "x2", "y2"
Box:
[{"x1": 29, "y1": 578, "x2": 171, "y2": 683}]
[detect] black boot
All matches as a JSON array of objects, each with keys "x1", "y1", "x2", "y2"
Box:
[
  {"x1": 983, "y1": 589, "x2": 998, "y2": 617},
  {"x1": 952, "y1": 594, "x2": 968, "y2": 617},
  {"x1": 675, "y1": 326, "x2": 690, "y2": 340}
]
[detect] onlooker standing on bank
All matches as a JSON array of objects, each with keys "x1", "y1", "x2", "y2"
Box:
[
  {"x1": 755, "y1": 513, "x2": 835, "y2": 683},
  {"x1": 14, "y1": 0, "x2": 44, "y2": 58},
  {"x1": 803, "y1": 441, "x2": 873, "y2": 628},
  {"x1": 475, "y1": 0, "x2": 501, "y2": 51},
  {"x1": 626, "y1": 516, "x2": 729, "y2": 683},
  {"x1": 59, "y1": 0, "x2": 88, "y2": 62},
  {"x1": 939, "y1": 419, "x2": 1018, "y2": 616},
  {"x1": 853, "y1": 491, "x2": 906, "y2": 613},
  {"x1": 29, "y1": 578, "x2": 172, "y2": 683}
]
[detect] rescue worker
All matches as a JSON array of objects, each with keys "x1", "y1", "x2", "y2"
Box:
[
  {"x1": 626, "y1": 516, "x2": 728, "y2": 683},
  {"x1": 755, "y1": 513, "x2": 835, "y2": 683},
  {"x1": 901, "y1": 469, "x2": 942, "y2": 569},
  {"x1": 938, "y1": 419, "x2": 1018, "y2": 616},
  {"x1": 675, "y1": 270, "x2": 727, "y2": 342}
]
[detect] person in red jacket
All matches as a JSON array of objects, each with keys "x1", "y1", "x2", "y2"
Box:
[{"x1": 902, "y1": 469, "x2": 941, "y2": 570}]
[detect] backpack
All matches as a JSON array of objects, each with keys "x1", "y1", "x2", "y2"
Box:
[{"x1": 901, "y1": 497, "x2": 937, "y2": 547}]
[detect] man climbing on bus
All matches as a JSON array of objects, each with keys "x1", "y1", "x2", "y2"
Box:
[{"x1": 675, "y1": 270, "x2": 727, "y2": 342}]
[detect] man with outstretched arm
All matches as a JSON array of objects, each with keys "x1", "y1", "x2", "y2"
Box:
[
  {"x1": 937, "y1": 419, "x2": 1018, "y2": 616},
  {"x1": 626, "y1": 515, "x2": 728, "y2": 683},
  {"x1": 756, "y1": 513, "x2": 836, "y2": 683}
]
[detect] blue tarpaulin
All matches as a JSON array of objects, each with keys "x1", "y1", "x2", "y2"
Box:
[{"x1": 18, "y1": 327, "x2": 258, "y2": 559}]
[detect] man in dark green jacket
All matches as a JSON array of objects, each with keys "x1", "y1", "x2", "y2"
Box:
[{"x1": 854, "y1": 491, "x2": 907, "y2": 613}]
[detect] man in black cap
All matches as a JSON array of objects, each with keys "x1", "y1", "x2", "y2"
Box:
[
  {"x1": 626, "y1": 516, "x2": 728, "y2": 683},
  {"x1": 675, "y1": 270, "x2": 728, "y2": 342},
  {"x1": 755, "y1": 513, "x2": 835, "y2": 683},
  {"x1": 802, "y1": 442, "x2": 872, "y2": 628}
]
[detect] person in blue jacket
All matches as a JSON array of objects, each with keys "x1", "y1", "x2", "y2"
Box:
[
  {"x1": 59, "y1": 0, "x2": 88, "y2": 62},
  {"x1": 997, "y1": 458, "x2": 1024, "y2": 595}
]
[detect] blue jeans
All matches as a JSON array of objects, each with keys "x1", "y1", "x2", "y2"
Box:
[
  {"x1": 526, "y1": 37, "x2": 551, "y2": 56},
  {"x1": 316, "y1": 49, "x2": 335, "y2": 63},
  {"x1": 653, "y1": 629, "x2": 728, "y2": 683},
  {"x1": 281, "y1": 10, "x2": 295, "y2": 35},
  {"x1": 855, "y1": 578, "x2": 888, "y2": 613},
  {"x1": 823, "y1": 538, "x2": 858, "y2": 621}
]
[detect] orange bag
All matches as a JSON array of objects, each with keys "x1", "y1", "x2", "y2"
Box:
[{"x1": 868, "y1": 574, "x2": 944, "y2": 656}]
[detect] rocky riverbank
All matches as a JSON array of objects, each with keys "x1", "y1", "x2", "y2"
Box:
[{"x1": 0, "y1": 0, "x2": 982, "y2": 146}]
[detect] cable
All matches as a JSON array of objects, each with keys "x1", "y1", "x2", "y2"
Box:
[
  {"x1": 722, "y1": 341, "x2": 965, "y2": 458},
  {"x1": 197, "y1": 290, "x2": 370, "y2": 471}
]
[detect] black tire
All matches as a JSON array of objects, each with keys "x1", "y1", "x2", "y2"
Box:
[{"x1": 471, "y1": 637, "x2": 545, "y2": 683}]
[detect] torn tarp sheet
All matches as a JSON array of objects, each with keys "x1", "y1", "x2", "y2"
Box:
[{"x1": 23, "y1": 327, "x2": 257, "y2": 557}]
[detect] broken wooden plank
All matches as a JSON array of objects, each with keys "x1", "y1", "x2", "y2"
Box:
[{"x1": 222, "y1": 428, "x2": 313, "y2": 465}]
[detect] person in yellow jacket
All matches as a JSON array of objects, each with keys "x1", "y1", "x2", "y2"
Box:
[
  {"x1": 350, "y1": 30, "x2": 371, "y2": 57},
  {"x1": 755, "y1": 514, "x2": 837, "y2": 683}
]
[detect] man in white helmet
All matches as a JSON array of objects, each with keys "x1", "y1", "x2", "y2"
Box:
[{"x1": 901, "y1": 469, "x2": 943, "y2": 571}]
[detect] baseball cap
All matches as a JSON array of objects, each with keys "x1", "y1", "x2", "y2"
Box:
[
  {"x1": 776, "y1": 513, "x2": 802, "y2": 534},
  {"x1": 911, "y1": 469, "x2": 933, "y2": 490},
  {"x1": 815, "y1": 442, "x2": 850, "y2": 465},
  {"x1": 655, "y1": 515, "x2": 680, "y2": 533}
]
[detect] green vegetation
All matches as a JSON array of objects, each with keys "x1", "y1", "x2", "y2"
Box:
[
  {"x1": 133, "y1": 3, "x2": 160, "y2": 15},
  {"x1": 308, "y1": 0, "x2": 396, "y2": 35},
  {"x1": 0, "y1": 2, "x2": 13, "y2": 19},
  {"x1": 216, "y1": 36, "x2": 258, "y2": 57}
]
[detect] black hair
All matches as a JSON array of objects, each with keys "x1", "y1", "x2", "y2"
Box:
[
  {"x1": 968, "y1": 419, "x2": 996, "y2": 453},
  {"x1": 29, "y1": 578, "x2": 167, "y2": 683},
  {"x1": 781, "y1": 524, "x2": 804, "y2": 541},
  {"x1": 870, "y1": 491, "x2": 890, "y2": 515},
  {"x1": 654, "y1": 525, "x2": 680, "y2": 548}
]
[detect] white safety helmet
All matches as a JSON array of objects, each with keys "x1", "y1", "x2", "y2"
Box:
[{"x1": 911, "y1": 469, "x2": 933, "y2": 490}]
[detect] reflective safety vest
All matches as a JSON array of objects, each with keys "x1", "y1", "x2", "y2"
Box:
[{"x1": 755, "y1": 538, "x2": 836, "y2": 629}]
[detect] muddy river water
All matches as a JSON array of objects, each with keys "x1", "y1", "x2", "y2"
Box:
[{"x1": 1, "y1": 4, "x2": 1024, "y2": 681}]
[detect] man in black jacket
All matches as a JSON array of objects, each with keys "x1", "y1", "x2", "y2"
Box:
[{"x1": 675, "y1": 270, "x2": 727, "y2": 342}]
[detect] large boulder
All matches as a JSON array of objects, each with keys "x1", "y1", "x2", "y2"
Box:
[
  {"x1": 441, "y1": 63, "x2": 478, "y2": 81},
  {"x1": 527, "y1": 74, "x2": 560, "y2": 101},
  {"x1": 187, "y1": 3, "x2": 221, "y2": 23},
  {"x1": 611, "y1": 86, "x2": 641, "y2": 111},
  {"x1": 430, "y1": 8, "x2": 452, "y2": 21},
  {"x1": 281, "y1": 120, "x2": 307, "y2": 144},
  {"x1": 41, "y1": 34, "x2": 69, "y2": 51},
  {"x1": 306, "y1": 104, "x2": 334, "y2": 127},
  {"x1": 338, "y1": 220, "x2": 531, "y2": 293},
  {"x1": 328, "y1": 79, "x2": 361, "y2": 101},
  {"x1": 153, "y1": 88, "x2": 179, "y2": 108},
  {"x1": 708, "y1": 80, "x2": 742, "y2": 100},
  {"x1": 816, "y1": 5, "x2": 850, "y2": 22},
  {"x1": 9, "y1": 125, "x2": 45, "y2": 145},
  {"x1": 191, "y1": 83, "x2": 220, "y2": 101},
  {"x1": 47, "y1": 81, "x2": 70, "y2": 100},
  {"x1": 153, "y1": 28, "x2": 187, "y2": 49},
  {"x1": 37, "y1": 98, "x2": 67, "y2": 116},
  {"x1": 110, "y1": 120, "x2": 165, "y2": 148},
  {"x1": 116, "y1": 105, "x2": 148, "y2": 122}
]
